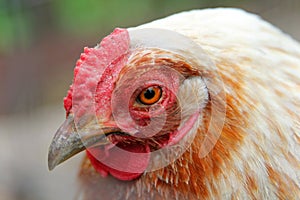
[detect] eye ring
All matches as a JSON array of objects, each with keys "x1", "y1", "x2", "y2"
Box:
[{"x1": 138, "y1": 86, "x2": 162, "y2": 105}]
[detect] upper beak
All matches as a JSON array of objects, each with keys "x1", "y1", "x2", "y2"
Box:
[{"x1": 48, "y1": 114, "x2": 120, "y2": 170}]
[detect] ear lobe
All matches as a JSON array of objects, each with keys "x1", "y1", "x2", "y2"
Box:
[{"x1": 177, "y1": 77, "x2": 209, "y2": 117}]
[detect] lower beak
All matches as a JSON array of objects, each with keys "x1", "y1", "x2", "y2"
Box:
[{"x1": 48, "y1": 114, "x2": 119, "y2": 170}]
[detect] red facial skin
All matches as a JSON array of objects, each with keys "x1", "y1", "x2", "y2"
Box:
[
  {"x1": 64, "y1": 28, "x2": 190, "y2": 181},
  {"x1": 87, "y1": 66, "x2": 181, "y2": 180}
]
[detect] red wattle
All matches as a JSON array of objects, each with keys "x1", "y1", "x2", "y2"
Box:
[{"x1": 87, "y1": 142, "x2": 150, "y2": 181}]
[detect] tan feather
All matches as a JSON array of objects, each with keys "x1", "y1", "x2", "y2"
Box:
[{"x1": 74, "y1": 8, "x2": 300, "y2": 199}]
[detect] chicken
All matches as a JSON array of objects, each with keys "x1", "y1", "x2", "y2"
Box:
[{"x1": 48, "y1": 8, "x2": 300, "y2": 199}]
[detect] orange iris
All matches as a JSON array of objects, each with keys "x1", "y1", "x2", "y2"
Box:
[{"x1": 138, "y1": 86, "x2": 162, "y2": 105}]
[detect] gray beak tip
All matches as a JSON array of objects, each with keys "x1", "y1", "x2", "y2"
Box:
[
  {"x1": 48, "y1": 163, "x2": 55, "y2": 171},
  {"x1": 48, "y1": 114, "x2": 114, "y2": 172},
  {"x1": 48, "y1": 152, "x2": 56, "y2": 171},
  {"x1": 47, "y1": 115, "x2": 79, "y2": 172}
]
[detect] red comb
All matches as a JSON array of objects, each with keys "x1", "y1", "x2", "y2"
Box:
[{"x1": 63, "y1": 28, "x2": 130, "y2": 117}]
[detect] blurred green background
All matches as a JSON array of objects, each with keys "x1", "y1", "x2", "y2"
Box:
[
  {"x1": 0, "y1": 0, "x2": 299, "y2": 199},
  {"x1": 1, "y1": 0, "x2": 300, "y2": 115}
]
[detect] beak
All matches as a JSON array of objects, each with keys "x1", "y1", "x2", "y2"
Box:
[{"x1": 48, "y1": 114, "x2": 120, "y2": 170}]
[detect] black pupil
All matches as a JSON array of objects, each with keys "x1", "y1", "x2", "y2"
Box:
[{"x1": 143, "y1": 88, "x2": 156, "y2": 99}]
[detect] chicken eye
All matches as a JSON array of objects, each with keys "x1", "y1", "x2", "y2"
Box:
[{"x1": 138, "y1": 86, "x2": 162, "y2": 105}]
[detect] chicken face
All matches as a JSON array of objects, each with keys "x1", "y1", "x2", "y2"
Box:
[
  {"x1": 47, "y1": 8, "x2": 300, "y2": 199},
  {"x1": 48, "y1": 28, "x2": 224, "y2": 181}
]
